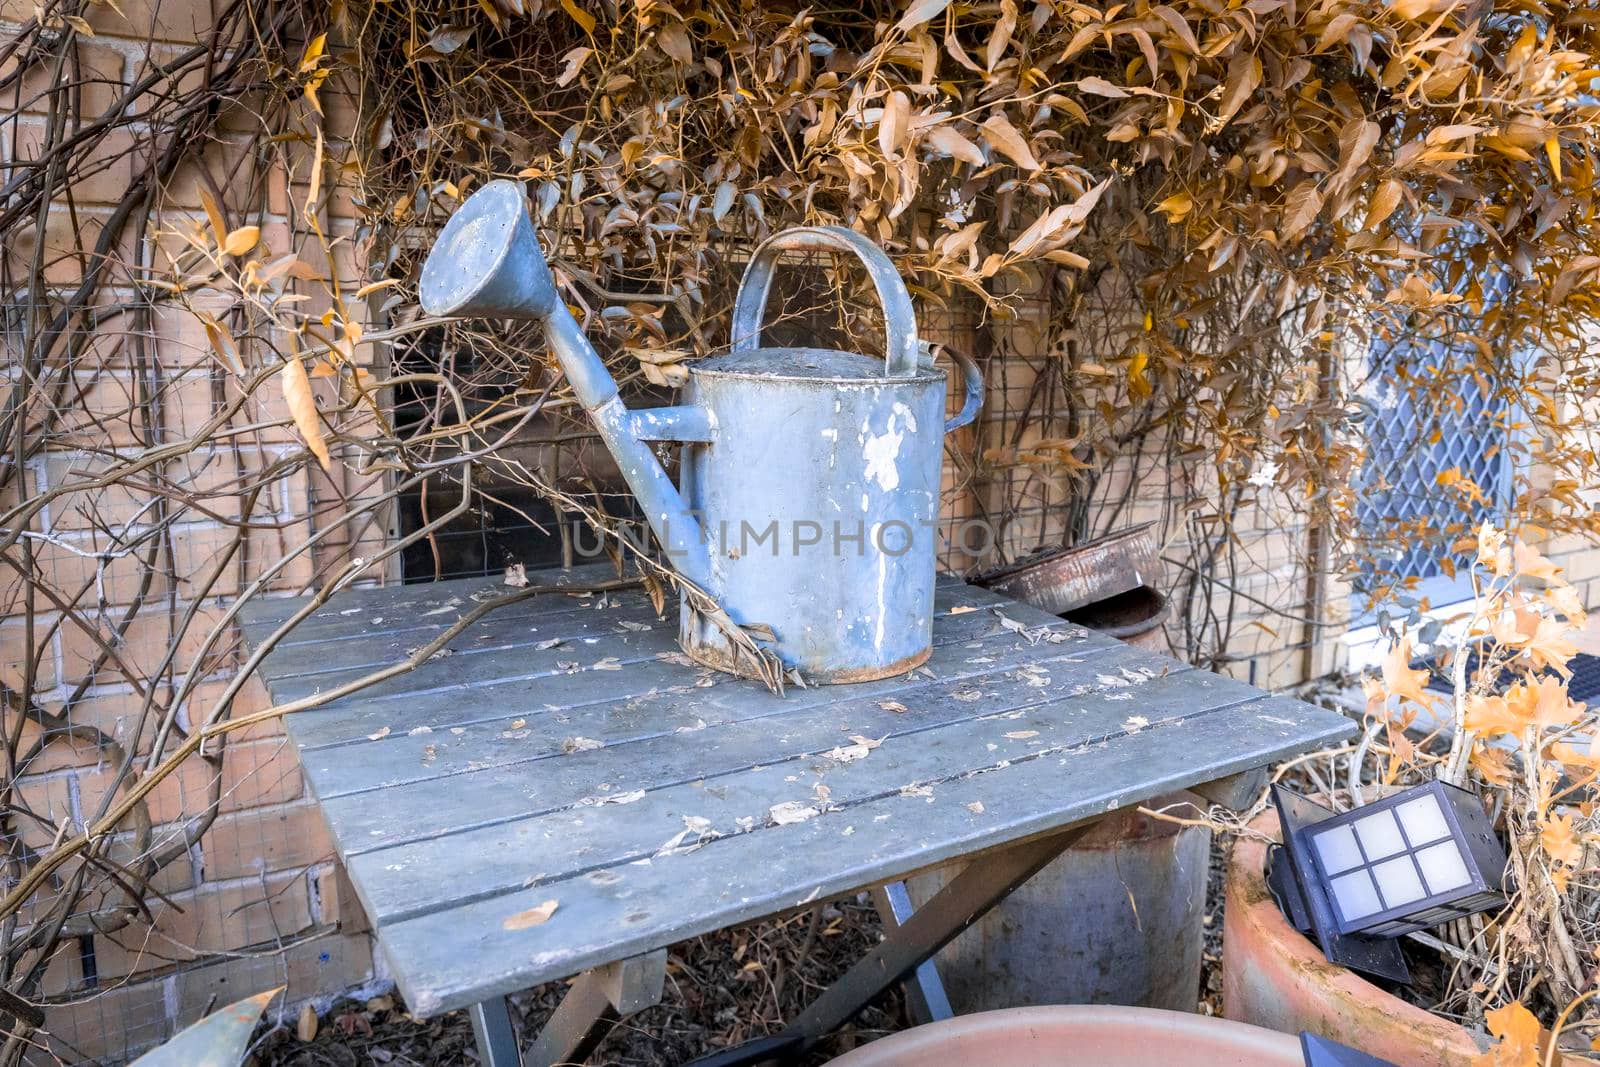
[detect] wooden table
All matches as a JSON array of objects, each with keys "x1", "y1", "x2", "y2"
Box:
[{"x1": 239, "y1": 564, "x2": 1351, "y2": 1067}]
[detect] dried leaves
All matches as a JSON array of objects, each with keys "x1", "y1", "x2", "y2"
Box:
[
  {"x1": 1366, "y1": 526, "x2": 1599, "y2": 1029},
  {"x1": 502, "y1": 899, "x2": 559, "y2": 930},
  {"x1": 280, "y1": 357, "x2": 331, "y2": 471}
]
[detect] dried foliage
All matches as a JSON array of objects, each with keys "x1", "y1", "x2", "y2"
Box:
[
  {"x1": 1352, "y1": 529, "x2": 1599, "y2": 1058},
  {"x1": 6, "y1": 0, "x2": 1600, "y2": 1059}
]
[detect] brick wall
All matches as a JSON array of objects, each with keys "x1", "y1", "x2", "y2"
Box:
[{"x1": 2, "y1": 0, "x2": 383, "y2": 1058}]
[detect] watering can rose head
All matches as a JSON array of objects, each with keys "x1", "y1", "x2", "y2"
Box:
[{"x1": 419, "y1": 180, "x2": 983, "y2": 684}]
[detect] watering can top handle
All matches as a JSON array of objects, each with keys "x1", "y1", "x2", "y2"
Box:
[{"x1": 729, "y1": 226, "x2": 920, "y2": 378}]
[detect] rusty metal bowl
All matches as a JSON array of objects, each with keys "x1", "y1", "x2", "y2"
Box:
[{"x1": 973, "y1": 522, "x2": 1162, "y2": 618}]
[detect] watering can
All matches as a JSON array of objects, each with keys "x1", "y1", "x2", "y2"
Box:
[{"x1": 419, "y1": 180, "x2": 982, "y2": 683}]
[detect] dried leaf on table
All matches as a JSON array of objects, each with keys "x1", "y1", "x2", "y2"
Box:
[{"x1": 502, "y1": 899, "x2": 559, "y2": 930}]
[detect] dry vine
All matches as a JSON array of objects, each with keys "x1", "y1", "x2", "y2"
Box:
[{"x1": 4, "y1": 0, "x2": 1600, "y2": 1061}]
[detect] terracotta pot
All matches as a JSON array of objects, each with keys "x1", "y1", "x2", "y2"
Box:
[
  {"x1": 1224, "y1": 811, "x2": 1487, "y2": 1065},
  {"x1": 824, "y1": 1005, "x2": 1302, "y2": 1066}
]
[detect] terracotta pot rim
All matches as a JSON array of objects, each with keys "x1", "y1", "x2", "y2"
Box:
[{"x1": 824, "y1": 1005, "x2": 1303, "y2": 1066}]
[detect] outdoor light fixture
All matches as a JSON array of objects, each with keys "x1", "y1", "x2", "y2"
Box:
[
  {"x1": 1300, "y1": 1032, "x2": 1400, "y2": 1067},
  {"x1": 1268, "y1": 782, "x2": 1507, "y2": 982}
]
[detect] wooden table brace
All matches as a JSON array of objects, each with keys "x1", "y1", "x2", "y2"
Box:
[
  {"x1": 473, "y1": 948, "x2": 668, "y2": 1067},
  {"x1": 686, "y1": 822, "x2": 1093, "y2": 1067}
]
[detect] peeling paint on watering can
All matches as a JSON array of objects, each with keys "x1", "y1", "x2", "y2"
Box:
[{"x1": 419, "y1": 180, "x2": 984, "y2": 683}]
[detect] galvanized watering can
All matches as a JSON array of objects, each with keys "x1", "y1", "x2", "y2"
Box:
[{"x1": 419, "y1": 180, "x2": 982, "y2": 682}]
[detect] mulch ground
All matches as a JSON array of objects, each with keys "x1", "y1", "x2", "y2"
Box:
[
  {"x1": 254, "y1": 839, "x2": 1234, "y2": 1066},
  {"x1": 252, "y1": 896, "x2": 908, "y2": 1066}
]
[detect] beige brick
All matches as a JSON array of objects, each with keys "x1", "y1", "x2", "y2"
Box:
[
  {"x1": 182, "y1": 672, "x2": 284, "y2": 741},
  {"x1": 133, "y1": 45, "x2": 221, "y2": 119},
  {"x1": 133, "y1": 735, "x2": 301, "y2": 825},
  {"x1": 38, "y1": 367, "x2": 167, "y2": 449},
  {"x1": 163, "y1": 518, "x2": 318, "y2": 601},
  {"x1": 171, "y1": 929, "x2": 374, "y2": 1023},
  {"x1": 199, "y1": 801, "x2": 332, "y2": 881},
  {"x1": 9, "y1": 115, "x2": 144, "y2": 206},
  {"x1": 31, "y1": 938, "x2": 84, "y2": 998},
  {"x1": 11, "y1": 771, "x2": 78, "y2": 851},
  {"x1": 0, "y1": 532, "x2": 171, "y2": 620},
  {"x1": 267, "y1": 140, "x2": 360, "y2": 219},
  {"x1": 313, "y1": 862, "x2": 370, "y2": 934},
  {"x1": 59, "y1": 598, "x2": 233, "y2": 686},
  {"x1": 219, "y1": 735, "x2": 303, "y2": 810},
  {"x1": 33, "y1": 689, "x2": 152, "y2": 761},
  {"x1": 34, "y1": 973, "x2": 173, "y2": 1064},
  {"x1": 135, "y1": 751, "x2": 220, "y2": 826},
  {"x1": 92, "y1": 868, "x2": 314, "y2": 981},
  {"x1": 157, "y1": 132, "x2": 267, "y2": 212},
  {"x1": 0, "y1": 42, "x2": 127, "y2": 118},
  {"x1": 0, "y1": 616, "x2": 58, "y2": 693},
  {"x1": 1559, "y1": 547, "x2": 1600, "y2": 585},
  {"x1": 38, "y1": 450, "x2": 155, "y2": 532},
  {"x1": 83, "y1": 0, "x2": 220, "y2": 44},
  {"x1": 162, "y1": 444, "x2": 302, "y2": 520}
]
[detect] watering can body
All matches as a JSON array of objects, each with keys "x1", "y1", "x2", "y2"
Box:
[{"x1": 420, "y1": 180, "x2": 982, "y2": 683}]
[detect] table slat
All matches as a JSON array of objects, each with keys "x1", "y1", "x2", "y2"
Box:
[
  {"x1": 346, "y1": 644, "x2": 1256, "y2": 925},
  {"x1": 374, "y1": 693, "x2": 1346, "y2": 1016},
  {"x1": 297, "y1": 613, "x2": 1102, "y2": 799}
]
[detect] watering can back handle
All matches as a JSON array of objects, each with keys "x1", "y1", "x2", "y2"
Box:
[
  {"x1": 729, "y1": 226, "x2": 920, "y2": 378},
  {"x1": 928, "y1": 342, "x2": 984, "y2": 433}
]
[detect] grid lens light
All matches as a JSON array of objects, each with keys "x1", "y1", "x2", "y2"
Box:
[{"x1": 1293, "y1": 780, "x2": 1506, "y2": 938}]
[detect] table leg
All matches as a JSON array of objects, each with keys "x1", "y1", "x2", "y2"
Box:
[
  {"x1": 469, "y1": 997, "x2": 522, "y2": 1067},
  {"x1": 522, "y1": 948, "x2": 668, "y2": 1067},
  {"x1": 682, "y1": 823, "x2": 1093, "y2": 1067},
  {"x1": 1190, "y1": 767, "x2": 1268, "y2": 809},
  {"x1": 869, "y1": 881, "x2": 953, "y2": 1025}
]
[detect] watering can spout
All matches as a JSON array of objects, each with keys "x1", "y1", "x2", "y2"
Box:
[{"x1": 419, "y1": 180, "x2": 714, "y2": 588}]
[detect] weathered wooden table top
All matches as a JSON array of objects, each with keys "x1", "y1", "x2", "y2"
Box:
[{"x1": 239, "y1": 564, "x2": 1352, "y2": 1018}]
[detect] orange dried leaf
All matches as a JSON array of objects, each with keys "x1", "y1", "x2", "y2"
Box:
[
  {"x1": 197, "y1": 186, "x2": 227, "y2": 248},
  {"x1": 1463, "y1": 693, "x2": 1523, "y2": 738},
  {"x1": 895, "y1": 0, "x2": 951, "y2": 32},
  {"x1": 280, "y1": 357, "x2": 331, "y2": 471},
  {"x1": 1472, "y1": 1002, "x2": 1541, "y2": 1066},
  {"x1": 923, "y1": 125, "x2": 985, "y2": 166},
  {"x1": 980, "y1": 113, "x2": 1040, "y2": 171},
  {"x1": 502, "y1": 899, "x2": 559, "y2": 930},
  {"x1": 299, "y1": 33, "x2": 327, "y2": 73},
  {"x1": 559, "y1": 0, "x2": 595, "y2": 34},
  {"x1": 1216, "y1": 53, "x2": 1262, "y2": 127},
  {"x1": 1379, "y1": 638, "x2": 1435, "y2": 708},
  {"x1": 1363, "y1": 179, "x2": 1404, "y2": 231},
  {"x1": 1156, "y1": 191, "x2": 1193, "y2": 221},
  {"x1": 1512, "y1": 540, "x2": 1560, "y2": 581},
  {"x1": 1520, "y1": 615, "x2": 1579, "y2": 674},
  {"x1": 1541, "y1": 813, "x2": 1583, "y2": 869},
  {"x1": 1504, "y1": 675, "x2": 1582, "y2": 733},
  {"x1": 225, "y1": 227, "x2": 262, "y2": 257}
]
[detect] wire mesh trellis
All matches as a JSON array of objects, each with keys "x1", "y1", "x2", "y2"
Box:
[{"x1": 1351, "y1": 265, "x2": 1517, "y2": 605}]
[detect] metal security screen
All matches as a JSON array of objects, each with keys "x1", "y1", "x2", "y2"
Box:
[{"x1": 1352, "y1": 316, "x2": 1513, "y2": 604}]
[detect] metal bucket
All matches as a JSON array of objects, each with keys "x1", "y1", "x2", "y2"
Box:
[
  {"x1": 1064, "y1": 586, "x2": 1170, "y2": 651},
  {"x1": 975, "y1": 523, "x2": 1169, "y2": 651},
  {"x1": 420, "y1": 183, "x2": 985, "y2": 683},
  {"x1": 906, "y1": 795, "x2": 1209, "y2": 1013}
]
